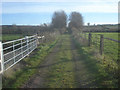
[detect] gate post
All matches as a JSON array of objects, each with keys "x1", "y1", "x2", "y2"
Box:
[
  {"x1": 0, "y1": 42, "x2": 4, "y2": 74},
  {"x1": 25, "y1": 36, "x2": 29, "y2": 55},
  {"x1": 36, "y1": 34, "x2": 38, "y2": 47}
]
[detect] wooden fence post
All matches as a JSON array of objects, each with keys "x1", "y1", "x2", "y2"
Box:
[
  {"x1": 88, "y1": 33, "x2": 92, "y2": 46},
  {"x1": 100, "y1": 35, "x2": 104, "y2": 55}
]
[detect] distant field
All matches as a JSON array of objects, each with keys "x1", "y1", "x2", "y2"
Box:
[
  {"x1": 85, "y1": 32, "x2": 119, "y2": 62},
  {"x1": 91, "y1": 32, "x2": 119, "y2": 40},
  {"x1": 2, "y1": 34, "x2": 23, "y2": 41}
]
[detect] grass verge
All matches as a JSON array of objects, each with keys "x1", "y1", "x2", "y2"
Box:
[
  {"x1": 45, "y1": 35, "x2": 76, "y2": 88},
  {"x1": 72, "y1": 36, "x2": 118, "y2": 88},
  {"x1": 2, "y1": 38, "x2": 59, "y2": 88}
]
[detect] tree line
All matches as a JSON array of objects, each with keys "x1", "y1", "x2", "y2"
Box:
[
  {"x1": 2, "y1": 10, "x2": 84, "y2": 35},
  {"x1": 51, "y1": 10, "x2": 83, "y2": 34}
]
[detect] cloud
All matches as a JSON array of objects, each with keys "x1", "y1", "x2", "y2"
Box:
[
  {"x1": 1, "y1": 0, "x2": 119, "y2": 3},
  {"x1": 2, "y1": 1, "x2": 118, "y2": 14},
  {"x1": 74, "y1": 4, "x2": 117, "y2": 13}
]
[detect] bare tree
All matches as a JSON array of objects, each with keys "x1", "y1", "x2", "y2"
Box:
[
  {"x1": 69, "y1": 12, "x2": 84, "y2": 30},
  {"x1": 52, "y1": 10, "x2": 67, "y2": 29}
]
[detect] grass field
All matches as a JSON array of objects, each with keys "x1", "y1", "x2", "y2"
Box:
[
  {"x1": 84, "y1": 32, "x2": 119, "y2": 62},
  {"x1": 2, "y1": 34, "x2": 24, "y2": 41},
  {"x1": 73, "y1": 37, "x2": 118, "y2": 88},
  {"x1": 74, "y1": 33, "x2": 118, "y2": 87},
  {"x1": 82, "y1": 32, "x2": 118, "y2": 87},
  {"x1": 91, "y1": 32, "x2": 119, "y2": 40}
]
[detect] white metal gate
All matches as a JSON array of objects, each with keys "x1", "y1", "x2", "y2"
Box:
[{"x1": 0, "y1": 35, "x2": 38, "y2": 74}]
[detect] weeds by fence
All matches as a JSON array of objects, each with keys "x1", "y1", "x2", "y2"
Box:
[
  {"x1": 0, "y1": 35, "x2": 40, "y2": 74},
  {"x1": 80, "y1": 32, "x2": 119, "y2": 62}
]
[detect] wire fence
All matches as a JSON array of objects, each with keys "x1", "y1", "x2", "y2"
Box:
[
  {"x1": 0, "y1": 35, "x2": 39, "y2": 74},
  {"x1": 79, "y1": 32, "x2": 119, "y2": 62}
]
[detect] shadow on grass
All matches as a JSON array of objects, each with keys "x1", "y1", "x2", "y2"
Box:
[
  {"x1": 2, "y1": 41, "x2": 58, "y2": 88},
  {"x1": 2, "y1": 49, "x2": 39, "y2": 88},
  {"x1": 72, "y1": 38, "x2": 109, "y2": 88},
  {"x1": 25, "y1": 57, "x2": 73, "y2": 71}
]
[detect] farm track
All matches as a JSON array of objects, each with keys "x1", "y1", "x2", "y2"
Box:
[
  {"x1": 21, "y1": 35, "x2": 98, "y2": 88},
  {"x1": 71, "y1": 37, "x2": 98, "y2": 88},
  {"x1": 21, "y1": 38, "x2": 63, "y2": 88}
]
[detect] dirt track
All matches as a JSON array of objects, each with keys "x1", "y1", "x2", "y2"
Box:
[
  {"x1": 71, "y1": 37, "x2": 98, "y2": 88},
  {"x1": 22, "y1": 35, "x2": 98, "y2": 88},
  {"x1": 22, "y1": 38, "x2": 62, "y2": 88}
]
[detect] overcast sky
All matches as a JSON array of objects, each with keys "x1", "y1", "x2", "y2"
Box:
[{"x1": 1, "y1": 0, "x2": 119, "y2": 25}]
